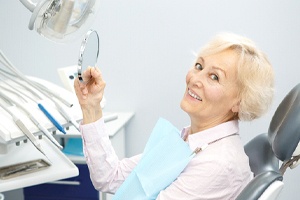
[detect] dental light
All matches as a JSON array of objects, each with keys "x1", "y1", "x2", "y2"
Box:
[{"x1": 19, "y1": 0, "x2": 100, "y2": 43}]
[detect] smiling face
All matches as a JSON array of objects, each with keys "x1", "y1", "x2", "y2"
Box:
[{"x1": 180, "y1": 49, "x2": 240, "y2": 133}]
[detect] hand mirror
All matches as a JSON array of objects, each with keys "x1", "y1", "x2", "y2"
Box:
[{"x1": 77, "y1": 29, "x2": 99, "y2": 83}]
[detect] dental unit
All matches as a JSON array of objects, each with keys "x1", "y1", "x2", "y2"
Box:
[
  {"x1": 0, "y1": 0, "x2": 103, "y2": 194},
  {"x1": 0, "y1": 51, "x2": 82, "y2": 192}
]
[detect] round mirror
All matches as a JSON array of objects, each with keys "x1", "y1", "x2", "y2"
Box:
[{"x1": 77, "y1": 29, "x2": 99, "y2": 83}]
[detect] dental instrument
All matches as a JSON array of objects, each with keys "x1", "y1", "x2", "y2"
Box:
[
  {"x1": 0, "y1": 53, "x2": 73, "y2": 133},
  {"x1": 0, "y1": 100, "x2": 48, "y2": 160},
  {"x1": 0, "y1": 85, "x2": 63, "y2": 149},
  {"x1": 38, "y1": 103, "x2": 66, "y2": 134},
  {"x1": 0, "y1": 70, "x2": 67, "y2": 134},
  {"x1": 0, "y1": 159, "x2": 50, "y2": 180},
  {"x1": 32, "y1": 80, "x2": 80, "y2": 131},
  {"x1": 0, "y1": 69, "x2": 80, "y2": 192}
]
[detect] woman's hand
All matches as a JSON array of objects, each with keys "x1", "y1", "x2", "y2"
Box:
[{"x1": 74, "y1": 66, "x2": 106, "y2": 124}]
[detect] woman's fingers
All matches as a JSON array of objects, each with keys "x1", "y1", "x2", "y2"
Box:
[
  {"x1": 74, "y1": 78, "x2": 88, "y2": 100},
  {"x1": 74, "y1": 66, "x2": 105, "y2": 103}
]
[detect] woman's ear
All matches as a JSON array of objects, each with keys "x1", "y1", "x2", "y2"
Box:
[{"x1": 231, "y1": 101, "x2": 240, "y2": 113}]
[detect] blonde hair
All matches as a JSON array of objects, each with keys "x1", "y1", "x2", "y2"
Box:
[{"x1": 199, "y1": 32, "x2": 274, "y2": 121}]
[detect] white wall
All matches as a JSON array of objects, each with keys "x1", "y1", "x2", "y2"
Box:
[{"x1": 1, "y1": 0, "x2": 300, "y2": 199}]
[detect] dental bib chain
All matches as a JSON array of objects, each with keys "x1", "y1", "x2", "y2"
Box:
[{"x1": 191, "y1": 133, "x2": 239, "y2": 156}]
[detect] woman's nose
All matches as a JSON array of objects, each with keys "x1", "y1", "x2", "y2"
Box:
[{"x1": 191, "y1": 71, "x2": 204, "y2": 88}]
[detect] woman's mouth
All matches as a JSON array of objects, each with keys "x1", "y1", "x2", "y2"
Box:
[{"x1": 188, "y1": 89, "x2": 202, "y2": 101}]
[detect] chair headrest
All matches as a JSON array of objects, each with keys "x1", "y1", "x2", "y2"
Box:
[{"x1": 268, "y1": 83, "x2": 300, "y2": 162}]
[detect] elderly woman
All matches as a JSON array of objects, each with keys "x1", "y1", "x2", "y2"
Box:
[{"x1": 74, "y1": 32, "x2": 274, "y2": 199}]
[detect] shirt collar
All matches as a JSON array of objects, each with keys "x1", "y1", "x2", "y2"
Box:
[{"x1": 181, "y1": 120, "x2": 239, "y2": 151}]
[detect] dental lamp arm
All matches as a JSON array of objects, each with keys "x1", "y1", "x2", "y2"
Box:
[{"x1": 19, "y1": 0, "x2": 38, "y2": 12}]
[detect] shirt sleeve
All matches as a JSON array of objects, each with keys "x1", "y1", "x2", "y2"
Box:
[{"x1": 80, "y1": 118, "x2": 141, "y2": 193}]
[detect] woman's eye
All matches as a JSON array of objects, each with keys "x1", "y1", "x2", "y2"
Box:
[
  {"x1": 195, "y1": 63, "x2": 203, "y2": 70},
  {"x1": 210, "y1": 74, "x2": 219, "y2": 81}
]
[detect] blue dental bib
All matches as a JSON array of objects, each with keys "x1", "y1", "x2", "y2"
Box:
[{"x1": 113, "y1": 118, "x2": 193, "y2": 200}]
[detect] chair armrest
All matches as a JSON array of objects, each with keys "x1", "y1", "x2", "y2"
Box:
[{"x1": 236, "y1": 171, "x2": 283, "y2": 200}]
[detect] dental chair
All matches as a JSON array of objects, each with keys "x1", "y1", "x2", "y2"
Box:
[{"x1": 236, "y1": 83, "x2": 300, "y2": 200}]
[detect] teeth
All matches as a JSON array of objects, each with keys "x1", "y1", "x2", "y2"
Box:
[{"x1": 188, "y1": 89, "x2": 202, "y2": 101}]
